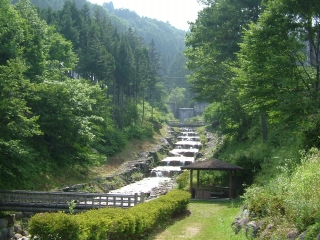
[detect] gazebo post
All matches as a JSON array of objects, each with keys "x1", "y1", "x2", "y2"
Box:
[
  {"x1": 229, "y1": 171, "x2": 233, "y2": 200},
  {"x1": 234, "y1": 171, "x2": 237, "y2": 198},
  {"x1": 190, "y1": 169, "x2": 193, "y2": 197},
  {"x1": 197, "y1": 170, "x2": 200, "y2": 191}
]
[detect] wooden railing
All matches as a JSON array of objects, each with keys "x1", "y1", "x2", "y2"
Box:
[
  {"x1": 0, "y1": 190, "x2": 145, "y2": 213},
  {"x1": 167, "y1": 121, "x2": 208, "y2": 127}
]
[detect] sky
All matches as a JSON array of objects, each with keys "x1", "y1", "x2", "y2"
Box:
[{"x1": 88, "y1": 0, "x2": 204, "y2": 31}]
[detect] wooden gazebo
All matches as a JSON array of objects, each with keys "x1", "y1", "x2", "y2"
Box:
[{"x1": 180, "y1": 159, "x2": 244, "y2": 200}]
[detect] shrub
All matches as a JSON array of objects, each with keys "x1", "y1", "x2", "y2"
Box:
[
  {"x1": 28, "y1": 189, "x2": 190, "y2": 240},
  {"x1": 176, "y1": 170, "x2": 190, "y2": 190},
  {"x1": 240, "y1": 148, "x2": 320, "y2": 238},
  {"x1": 29, "y1": 212, "x2": 80, "y2": 240},
  {"x1": 304, "y1": 212, "x2": 320, "y2": 240},
  {"x1": 284, "y1": 148, "x2": 320, "y2": 230},
  {"x1": 125, "y1": 122, "x2": 154, "y2": 140}
]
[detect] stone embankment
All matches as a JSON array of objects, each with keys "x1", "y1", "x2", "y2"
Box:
[
  {"x1": 61, "y1": 136, "x2": 174, "y2": 194},
  {"x1": 231, "y1": 208, "x2": 315, "y2": 239},
  {"x1": 0, "y1": 212, "x2": 31, "y2": 240}
]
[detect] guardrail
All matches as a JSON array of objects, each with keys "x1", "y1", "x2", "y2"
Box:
[
  {"x1": 0, "y1": 190, "x2": 145, "y2": 213},
  {"x1": 167, "y1": 121, "x2": 208, "y2": 127}
]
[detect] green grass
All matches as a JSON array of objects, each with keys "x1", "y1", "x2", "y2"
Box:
[{"x1": 150, "y1": 199, "x2": 247, "y2": 240}]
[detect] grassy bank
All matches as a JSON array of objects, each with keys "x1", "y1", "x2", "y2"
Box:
[
  {"x1": 43, "y1": 125, "x2": 170, "y2": 191},
  {"x1": 150, "y1": 199, "x2": 247, "y2": 240}
]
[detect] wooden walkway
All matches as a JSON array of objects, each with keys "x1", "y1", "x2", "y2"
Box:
[{"x1": 0, "y1": 190, "x2": 145, "y2": 213}]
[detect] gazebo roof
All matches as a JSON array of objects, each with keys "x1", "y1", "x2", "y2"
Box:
[{"x1": 180, "y1": 158, "x2": 244, "y2": 171}]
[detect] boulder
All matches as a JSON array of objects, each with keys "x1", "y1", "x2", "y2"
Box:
[
  {"x1": 1, "y1": 228, "x2": 7, "y2": 240},
  {"x1": 11, "y1": 233, "x2": 23, "y2": 240},
  {"x1": 245, "y1": 221, "x2": 261, "y2": 239},
  {"x1": 286, "y1": 228, "x2": 299, "y2": 240},
  {"x1": 0, "y1": 219, "x2": 8, "y2": 229},
  {"x1": 260, "y1": 223, "x2": 274, "y2": 239},
  {"x1": 13, "y1": 225, "x2": 22, "y2": 233},
  {"x1": 7, "y1": 226, "x2": 15, "y2": 238}
]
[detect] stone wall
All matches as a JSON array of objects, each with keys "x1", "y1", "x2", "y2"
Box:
[
  {"x1": 0, "y1": 212, "x2": 32, "y2": 240},
  {"x1": 60, "y1": 137, "x2": 174, "y2": 193}
]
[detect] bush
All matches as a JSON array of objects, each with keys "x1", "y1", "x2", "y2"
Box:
[
  {"x1": 176, "y1": 170, "x2": 190, "y2": 190},
  {"x1": 29, "y1": 212, "x2": 80, "y2": 240},
  {"x1": 240, "y1": 148, "x2": 320, "y2": 238},
  {"x1": 28, "y1": 189, "x2": 190, "y2": 240},
  {"x1": 284, "y1": 148, "x2": 320, "y2": 230},
  {"x1": 242, "y1": 185, "x2": 286, "y2": 218},
  {"x1": 125, "y1": 122, "x2": 154, "y2": 140}
]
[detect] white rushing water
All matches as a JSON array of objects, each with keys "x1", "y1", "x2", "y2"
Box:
[
  {"x1": 110, "y1": 128, "x2": 199, "y2": 196},
  {"x1": 109, "y1": 177, "x2": 171, "y2": 195}
]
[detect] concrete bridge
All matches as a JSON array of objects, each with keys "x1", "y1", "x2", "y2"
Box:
[
  {"x1": 0, "y1": 190, "x2": 145, "y2": 213},
  {"x1": 167, "y1": 120, "x2": 208, "y2": 128}
]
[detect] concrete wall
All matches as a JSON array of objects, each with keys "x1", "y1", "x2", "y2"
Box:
[
  {"x1": 179, "y1": 108, "x2": 194, "y2": 122},
  {"x1": 194, "y1": 102, "x2": 209, "y2": 116}
]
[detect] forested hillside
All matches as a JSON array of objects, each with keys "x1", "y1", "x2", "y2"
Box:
[
  {"x1": 1, "y1": 0, "x2": 182, "y2": 190},
  {"x1": 103, "y1": 4, "x2": 195, "y2": 107},
  {"x1": 185, "y1": 0, "x2": 320, "y2": 238},
  {"x1": 17, "y1": 0, "x2": 193, "y2": 106}
]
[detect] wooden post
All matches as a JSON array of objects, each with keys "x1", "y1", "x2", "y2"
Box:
[
  {"x1": 234, "y1": 171, "x2": 237, "y2": 198},
  {"x1": 134, "y1": 193, "x2": 138, "y2": 206},
  {"x1": 197, "y1": 170, "x2": 200, "y2": 191},
  {"x1": 140, "y1": 192, "x2": 145, "y2": 203},
  {"x1": 190, "y1": 169, "x2": 193, "y2": 197},
  {"x1": 229, "y1": 171, "x2": 233, "y2": 200},
  {"x1": 113, "y1": 195, "x2": 116, "y2": 207}
]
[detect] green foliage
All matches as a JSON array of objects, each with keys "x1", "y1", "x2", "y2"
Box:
[
  {"x1": 93, "y1": 127, "x2": 127, "y2": 157},
  {"x1": 167, "y1": 87, "x2": 191, "y2": 109},
  {"x1": 243, "y1": 185, "x2": 286, "y2": 218},
  {"x1": 304, "y1": 213, "x2": 320, "y2": 240},
  {"x1": 240, "y1": 148, "x2": 320, "y2": 237},
  {"x1": 284, "y1": 148, "x2": 320, "y2": 230},
  {"x1": 125, "y1": 122, "x2": 154, "y2": 140},
  {"x1": 185, "y1": 0, "x2": 261, "y2": 103},
  {"x1": 183, "y1": 0, "x2": 320, "y2": 237},
  {"x1": 29, "y1": 212, "x2": 80, "y2": 240},
  {"x1": 176, "y1": 170, "x2": 190, "y2": 190},
  {"x1": 68, "y1": 200, "x2": 77, "y2": 215},
  {"x1": 28, "y1": 189, "x2": 190, "y2": 240}
]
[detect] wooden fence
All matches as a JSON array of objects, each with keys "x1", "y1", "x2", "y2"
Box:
[{"x1": 0, "y1": 190, "x2": 145, "y2": 213}]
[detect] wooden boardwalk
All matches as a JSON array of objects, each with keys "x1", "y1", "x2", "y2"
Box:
[{"x1": 0, "y1": 190, "x2": 145, "y2": 213}]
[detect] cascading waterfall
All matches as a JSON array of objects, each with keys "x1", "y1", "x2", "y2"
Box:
[
  {"x1": 150, "y1": 127, "x2": 200, "y2": 177},
  {"x1": 110, "y1": 127, "x2": 201, "y2": 196}
]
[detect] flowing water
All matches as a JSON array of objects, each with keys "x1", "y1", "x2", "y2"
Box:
[{"x1": 110, "y1": 127, "x2": 200, "y2": 196}]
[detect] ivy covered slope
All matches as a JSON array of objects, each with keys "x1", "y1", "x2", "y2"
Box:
[
  {"x1": 0, "y1": 0, "x2": 173, "y2": 190},
  {"x1": 186, "y1": 0, "x2": 320, "y2": 237}
]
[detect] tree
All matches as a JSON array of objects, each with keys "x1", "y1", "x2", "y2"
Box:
[
  {"x1": 14, "y1": 0, "x2": 48, "y2": 82},
  {"x1": 45, "y1": 26, "x2": 78, "y2": 80},
  {"x1": 185, "y1": 0, "x2": 261, "y2": 139},
  {"x1": 58, "y1": 0, "x2": 81, "y2": 49},
  {"x1": 0, "y1": 59, "x2": 42, "y2": 189},
  {"x1": 0, "y1": 0, "x2": 24, "y2": 65},
  {"x1": 185, "y1": 0, "x2": 261, "y2": 101},
  {"x1": 236, "y1": 0, "x2": 320, "y2": 144},
  {"x1": 167, "y1": 87, "x2": 188, "y2": 109}
]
